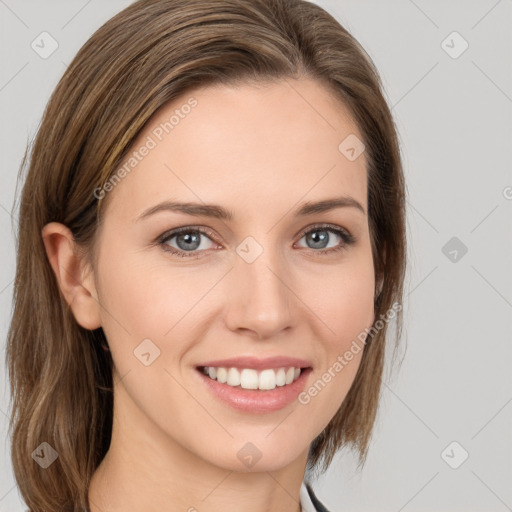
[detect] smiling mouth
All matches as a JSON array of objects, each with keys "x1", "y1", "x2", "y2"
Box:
[{"x1": 198, "y1": 365, "x2": 309, "y2": 391}]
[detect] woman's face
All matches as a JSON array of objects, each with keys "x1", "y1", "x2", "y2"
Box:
[{"x1": 91, "y1": 78, "x2": 375, "y2": 472}]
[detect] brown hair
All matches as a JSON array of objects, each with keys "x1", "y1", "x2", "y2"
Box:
[{"x1": 6, "y1": 0, "x2": 406, "y2": 510}]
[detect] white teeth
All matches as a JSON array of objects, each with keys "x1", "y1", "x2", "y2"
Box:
[
  {"x1": 240, "y1": 369, "x2": 259, "y2": 389},
  {"x1": 216, "y1": 367, "x2": 227, "y2": 383},
  {"x1": 259, "y1": 369, "x2": 276, "y2": 390},
  {"x1": 275, "y1": 368, "x2": 286, "y2": 386},
  {"x1": 202, "y1": 366, "x2": 303, "y2": 390},
  {"x1": 227, "y1": 367, "x2": 241, "y2": 386}
]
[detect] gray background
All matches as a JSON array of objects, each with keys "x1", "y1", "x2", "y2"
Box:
[{"x1": 1, "y1": 0, "x2": 511, "y2": 511}]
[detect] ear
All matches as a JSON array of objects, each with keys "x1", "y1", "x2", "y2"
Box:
[{"x1": 42, "y1": 222, "x2": 102, "y2": 330}]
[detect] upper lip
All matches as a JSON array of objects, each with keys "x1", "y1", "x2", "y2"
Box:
[{"x1": 197, "y1": 356, "x2": 312, "y2": 371}]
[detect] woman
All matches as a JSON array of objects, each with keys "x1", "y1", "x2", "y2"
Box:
[{"x1": 6, "y1": 0, "x2": 406, "y2": 510}]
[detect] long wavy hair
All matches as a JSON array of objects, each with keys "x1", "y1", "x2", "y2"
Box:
[{"x1": 6, "y1": 0, "x2": 406, "y2": 510}]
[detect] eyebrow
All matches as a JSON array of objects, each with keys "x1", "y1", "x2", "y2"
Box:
[{"x1": 135, "y1": 196, "x2": 366, "y2": 222}]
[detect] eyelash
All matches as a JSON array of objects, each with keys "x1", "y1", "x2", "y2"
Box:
[{"x1": 156, "y1": 224, "x2": 356, "y2": 259}]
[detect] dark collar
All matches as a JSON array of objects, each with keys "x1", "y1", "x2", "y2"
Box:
[{"x1": 305, "y1": 483, "x2": 331, "y2": 512}]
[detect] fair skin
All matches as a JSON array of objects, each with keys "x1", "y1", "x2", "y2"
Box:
[{"x1": 42, "y1": 78, "x2": 375, "y2": 512}]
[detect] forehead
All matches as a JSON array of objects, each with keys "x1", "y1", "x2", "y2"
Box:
[{"x1": 103, "y1": 78, "x2": 367, "y2": 222}]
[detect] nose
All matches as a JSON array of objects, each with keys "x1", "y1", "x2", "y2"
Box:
[{"x1": 223, "y1": 244, "x2": 294, "y2": 340}]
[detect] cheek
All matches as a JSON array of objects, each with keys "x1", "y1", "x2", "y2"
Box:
[
  {"x1": 294, "y1": 256, "x2": 374, "y2": 433},
  {"x1": 95, "y1": 244, "x2": 208, "y2": 339},
  {"x1": 93, "y1": 242, "x2": 233, "y2": 381},
  {"x1": 294, "y1": 248, "x2": 374, "y2": 412},
  {"x1": 92, "y1": 239, "x2": 168, "y2": 368},
  {"x1": 328, "y1": 273, "x2": 375, "y2": 344},
  {"x1": 302, "y1": 252, "x2": 376, "y2": 348}
]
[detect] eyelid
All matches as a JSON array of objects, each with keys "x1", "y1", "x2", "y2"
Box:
[
  {"x1": 294, "y1": 222, "x2": 355, "y2": 244},
  {"x1": 156, "y1": 225, "x2": 221, "y2": 249},
  {"x1": 159, "y1": 225, "x2": 218, "y2": 241}
]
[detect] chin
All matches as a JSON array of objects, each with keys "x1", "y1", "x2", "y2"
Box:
[{"x1": 195, "y1": 434, "x2": 308, "y2": 473}]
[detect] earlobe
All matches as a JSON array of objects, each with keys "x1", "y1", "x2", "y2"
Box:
[{"x1": 42, "y1": 222, "x2": 102, "y2": 330}]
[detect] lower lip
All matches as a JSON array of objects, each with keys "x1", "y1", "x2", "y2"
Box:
[{"x1": 196, "y1": 368, "x2": 312, "y2": 414}]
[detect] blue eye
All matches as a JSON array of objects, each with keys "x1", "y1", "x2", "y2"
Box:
[
  {"x1": 296, "y1": 225, "x2": 355, "y2": 254},
  {"x1": 159, "y1": 227, "x2": 218, "y2": 257},
  {"x1": 157, "y1": 224, "x2": 355, "y2": 259}
]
